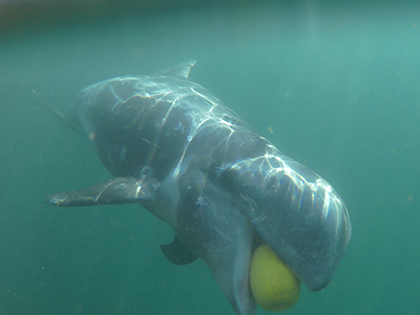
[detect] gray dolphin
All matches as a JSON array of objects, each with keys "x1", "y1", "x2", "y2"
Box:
[{"x1": 45, "y1": 61, "x2": 351, "y2": 315}]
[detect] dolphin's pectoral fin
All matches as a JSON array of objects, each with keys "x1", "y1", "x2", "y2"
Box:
[
  {"x1": 160, "y1": 236, "x2": 198, "y2": 265},
  {"x1": 45, "y1": 177, "x2": 158, "y2": 207},
  {"x1": 176, "y1": 171, "x2": 257, "y2": 315}
]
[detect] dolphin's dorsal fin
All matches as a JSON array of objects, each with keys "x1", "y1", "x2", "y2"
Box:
[{"x1": 154, "y1": 60, "x2": 197, "y2": 79}]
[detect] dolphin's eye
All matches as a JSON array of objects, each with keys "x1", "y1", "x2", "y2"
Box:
[{"x1": 141, "y1": 165, "x2": 153, "y2": 177}]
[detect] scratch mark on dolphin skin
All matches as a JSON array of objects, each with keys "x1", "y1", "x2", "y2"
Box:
[
  {"x1": 110, "y1": 86, "x2": 124, "y2": 114},
  {"x1": 94, "y1": 181, "x2": 114, "y2": 203},
  {"x1": 211, "y1": 225, "x2": 233, "y2": 243},
  {"x1": 195, "y1": 196, "x2": 208, "y2": 208}
]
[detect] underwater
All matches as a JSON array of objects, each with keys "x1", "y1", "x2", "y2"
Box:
[{"x1": 0, "y1": 1, "x2": 419, "y2": 314}]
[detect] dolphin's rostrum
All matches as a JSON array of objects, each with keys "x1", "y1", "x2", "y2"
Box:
[{"x1": 45, "y1": 61, "x2": 351, "y2": 315}]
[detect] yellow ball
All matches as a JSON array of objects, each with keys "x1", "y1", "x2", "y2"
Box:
[{"x1": 250, "y1": 244, "x2": 301, "y2": 311}]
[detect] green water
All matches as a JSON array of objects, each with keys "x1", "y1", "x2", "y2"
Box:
[{"x1": 1, "y1": 1, "x2": 419, "y2": 314}]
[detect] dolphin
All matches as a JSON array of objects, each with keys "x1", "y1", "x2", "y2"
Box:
[{"x1": 45, "y1": 61, "x2": 351, "y2": 315}]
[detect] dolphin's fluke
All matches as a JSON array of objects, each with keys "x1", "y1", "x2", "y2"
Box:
[{"x1": 45, "y1": 177, "x2": 157, "y2": 207}]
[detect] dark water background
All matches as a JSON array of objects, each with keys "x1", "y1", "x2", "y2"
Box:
[{"x1": 1, "y1": 1, "x2": 419, "y2": 314}]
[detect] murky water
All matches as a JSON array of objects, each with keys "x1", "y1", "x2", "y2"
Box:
[{"x1": 1, "y1": 1, "x2": 419, "y2": 314}]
